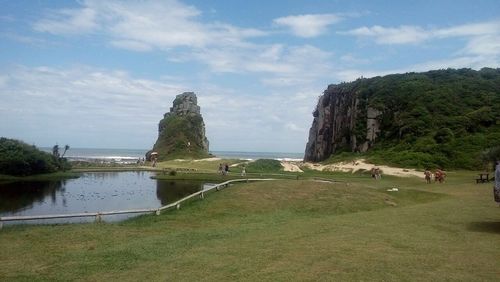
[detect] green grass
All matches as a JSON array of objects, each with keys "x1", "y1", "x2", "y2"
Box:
[
  {"x1": 0, "y1": 171, "x2": 81, "y2": 183},
  {"x1": 1, "y1": 172, "x2": 499, "y2": 281}
]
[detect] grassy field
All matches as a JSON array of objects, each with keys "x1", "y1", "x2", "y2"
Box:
[{"x1": 1, "y1": 171, "x2": 499, "y2": 281}]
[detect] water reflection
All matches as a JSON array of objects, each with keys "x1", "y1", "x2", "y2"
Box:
[
  {"x1": 0, "y1": 172, "x2": 205, "y2": 224},
  {"x1": 156, "y1": 180, "x2": 203, "y2": 206},
  {"x1": 0, "y1": 180, "x2": 65, "y2": 213}
]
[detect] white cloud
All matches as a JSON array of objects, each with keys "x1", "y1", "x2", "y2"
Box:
[
  {"x1": 34, "y1": 7, "x2": 98, "y2": 34},
  {"x1": 434, "y1": 21, "x2": 500, "y2": 38},
  {"x1": 273, "y1": 13, "x2": 342, "y2": 37},
  {"x1": 33, "y1": 0, "x2": 265, "y2": 49},
  {"x1": 0, "y1": 65, "x2": 186, "y2": 148},
  {"x1": 0, "y1": 65, "x2": 320, "y2": 152},
  {"x1": 342, "y1": 25, "x2": 430, "y2": 44},
  {"x1": 342, "y1": 20, "x2": 500, "y2": 46},
  {"x1": 110, "y1": 40, "x2": 153, "y2": 52},
  {"x1": 31, "y1": 1, "x2": 334, "y2": 87},
  {"x1": 335, "y1": 55, "x2": 499, "y2": 82},
  {"x1": 192, "y1": 44, "x2": 332, "y2": 86},
  {"x1": 462, "y1": 34, "x2": 500, "y2": 56}
]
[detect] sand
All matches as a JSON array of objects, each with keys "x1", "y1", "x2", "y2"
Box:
[
  {"x1": 281, "y1": 159, "x2": 423, "y2": 178},
  {"x1": 281, "y1": 162, "x2": 304, "y2": 172}
]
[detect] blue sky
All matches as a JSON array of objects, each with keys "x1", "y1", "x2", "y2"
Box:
[{"x1": 0, "y1": 0, "x2": 499, "y2": 153}]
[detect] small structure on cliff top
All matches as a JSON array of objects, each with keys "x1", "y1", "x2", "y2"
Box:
[{"x1": 147, "y1": 92, "x2": 210, "y2": 161}]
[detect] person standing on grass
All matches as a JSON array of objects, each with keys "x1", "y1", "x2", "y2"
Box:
[
  {"x1": 424, "y1": 169, "x2": 432, "y2": 184},
  {"x1": 241, "y1": 165, "x2": 246, "y2": 177},
  {"x1": 494, "y1": 161, "x2": 500, "y2": 204}
]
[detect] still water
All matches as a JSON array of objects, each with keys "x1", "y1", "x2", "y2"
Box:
[{"x1": 0, "y1": 171, "x2": 207, "y2": 225}]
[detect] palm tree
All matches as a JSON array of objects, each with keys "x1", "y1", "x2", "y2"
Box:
[
  {"x1": 52, "y1": 145, "x2": 60, "y2": 158},
  {"x1": 61, "y1": 145, "x2": 70, "y2": 158}
]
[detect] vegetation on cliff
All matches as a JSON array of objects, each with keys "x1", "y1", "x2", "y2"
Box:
[
  {"x1": 0, "y1": 137, "x2": 71, "y2": 176},
  {"x1": 153, "y1": 114, "x2": 210, "y2": 160},
  {"x1": 150, "y1": 92, "x2": 210, "y2": 161},
  {"x1": 323, "y1": 68, "x2": 500, "y2": 169}
]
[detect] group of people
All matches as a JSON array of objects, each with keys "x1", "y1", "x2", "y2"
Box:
[
  {"x1": 218, "y1": 163, "x2": 229, "y2": 175},
  {"x1": 423, "y1": 169, "x2": 446, "y2": 184},
  {"x1": 218, "y1": 163, "x2": 246, "y2": 176}
]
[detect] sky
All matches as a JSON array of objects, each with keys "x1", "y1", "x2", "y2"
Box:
[{"x1": 0, "y1": 0, "x2": 499, "y2": 153}]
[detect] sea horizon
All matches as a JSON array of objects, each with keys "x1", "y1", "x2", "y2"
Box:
[{"x1": 40, "y1": 147, "x2": 304, "y2": 162}]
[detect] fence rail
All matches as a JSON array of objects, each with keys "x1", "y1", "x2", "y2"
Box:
[{"x1": 0, "y1": 178, "x2": 276, "y2": 228}]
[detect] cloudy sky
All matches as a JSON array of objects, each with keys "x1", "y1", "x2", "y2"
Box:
[{"x1": 1, "y1": 0, "x2": 499, "y2": 153}]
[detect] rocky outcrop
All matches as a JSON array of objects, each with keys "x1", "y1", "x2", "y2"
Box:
[
  {"x1": 148, "y1": 92, "x2": 210, "y2": 160},
  {"x1": 304, "y1": 84, "x2": 381, "y2": 162}
]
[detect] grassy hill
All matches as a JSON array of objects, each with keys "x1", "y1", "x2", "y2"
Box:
[
  {"x1": 152, "y1": 114, "x2": 211, "y2": 160},
  {"x1": 333, "y1": 68, "x2": 500, "y2": 169}
]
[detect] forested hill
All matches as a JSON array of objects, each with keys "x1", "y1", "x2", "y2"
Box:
[{"x1": 304, "y1": 68, "x2": 500, "y2": 169}]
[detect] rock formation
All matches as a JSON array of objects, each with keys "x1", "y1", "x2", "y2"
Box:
[
  {"x1": 148, "y1": 92, "x2": 210, "y2": 160},
  {"x1": 304, "y1": 84, "x2": 381, "y2": 162},
  {"x1": 304, "y1": 68, "x2": 500, "y2": 168}
]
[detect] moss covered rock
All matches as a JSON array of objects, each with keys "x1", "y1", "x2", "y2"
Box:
[{"x1": 148, "y1": 92, "x2": 210, "y2": 160}]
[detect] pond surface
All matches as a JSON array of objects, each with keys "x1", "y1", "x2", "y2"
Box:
[{"x1": 0, "y1": 171, "x2": 209, "y2": 225}]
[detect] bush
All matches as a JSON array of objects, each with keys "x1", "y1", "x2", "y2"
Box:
[
  {"x1": 246, "y1": 159, "x2": 283, "y2": 173},
  {"x1": 0, "y1": 137, "x2": 70, "y2": 176}
]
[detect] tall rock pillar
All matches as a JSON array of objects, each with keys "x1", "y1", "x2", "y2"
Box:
[{"x1": 148, "y1": 92, "x2": 210, "y2": 160}]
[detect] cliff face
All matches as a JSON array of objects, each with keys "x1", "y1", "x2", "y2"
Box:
[
  {"x1": 304, "y1": 68, "x2": 500, "y2": 168},
  {"x1": 304, "y1": 84, "x2": 380, "y2": 162},
  {"x1": 148, "y1": 92, "x2": 210, "y2": 160}
]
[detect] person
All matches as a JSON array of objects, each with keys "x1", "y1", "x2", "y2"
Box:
[
  {"x1": 241, "y1": 165, "x2": 246, "y2": 177},
  {"x1": 494, "y1": 161, "x2": 500, "y2": 204},
  {"x1": 224, "y1": 163, "x2": 229, "y2": 175},
  {"x1": 424, "y1": 169, "x2": 432, "y2": 184},
  {"x1": 371, "y1": 167, "x2": 376, "y2": 179},
  {"x1": 218, "y1": 163, "x2": 223, "y2": 175},
  {"x1": 435, "y1": 169, "x2": 446, "y2": 183},
  {"x1": 374, "y1": 167, "x2": 381, "y2": 179}
]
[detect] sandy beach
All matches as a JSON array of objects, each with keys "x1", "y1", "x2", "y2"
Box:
[{"x1": 281, "y1": 159, "x2": 423, "y2": 178}]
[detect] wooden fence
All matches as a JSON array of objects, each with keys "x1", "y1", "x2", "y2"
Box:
[{"x1": 0, "y1": 178, "x2": 276, "y2": 229}]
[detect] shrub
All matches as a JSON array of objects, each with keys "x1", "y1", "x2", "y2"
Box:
[
  {"x1": 246, "y1": 159, "x2": 283, "y2": 173},
  {"x1": 0, "y1": 137, "x2": 60, "y2": 176}
]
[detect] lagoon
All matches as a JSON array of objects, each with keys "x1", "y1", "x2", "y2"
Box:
[{"x1": 0, "y1": 171, "x2": 207, "y2": 225}]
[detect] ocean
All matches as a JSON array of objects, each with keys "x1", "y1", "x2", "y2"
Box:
[{"x1": 41, "y1": 147, "x2": 304, "y2": 163}]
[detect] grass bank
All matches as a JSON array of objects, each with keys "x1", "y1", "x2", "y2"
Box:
[
  {"x1": 1, "y1": 172, "x2": 499, "y2": 280},
  {"x1": 0, "y1": 171, "x2": 81, "y2": 183}
]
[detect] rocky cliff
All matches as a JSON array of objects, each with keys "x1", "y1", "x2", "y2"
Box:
[
  {"x1": 304, "y1": 68, "x2": 500, "y2": 168},
  {"x1": 148, "y1": 92, "x2": 210, "y2": 160},
  {"x1": 304, "y1": 84, "x2": 380, "y2": 162}
]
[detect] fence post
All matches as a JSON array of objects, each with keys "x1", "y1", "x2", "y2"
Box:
[
  {"x1": 156, "y1": 209, "x2": 161, "y2": 216},
  {"x1": 95, "y1": 213, "x2": 102, "y2": 223},
  {"x1": 176, "y1": 204, "x2": 180, "y2": 210},
  {"x1": 200, "y1": 192, "x2": 204, "y2": 199}
]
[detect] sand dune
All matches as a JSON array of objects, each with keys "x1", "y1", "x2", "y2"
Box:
[{"x1": 281, "y1": 159, "x2": 423, "y2": 178}]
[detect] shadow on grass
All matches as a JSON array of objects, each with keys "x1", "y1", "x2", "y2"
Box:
[{"x1": 467, "y1": 221, "x2": 500, "y2": 234}]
